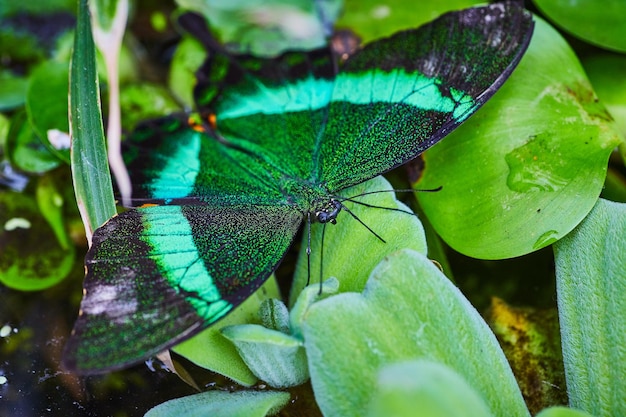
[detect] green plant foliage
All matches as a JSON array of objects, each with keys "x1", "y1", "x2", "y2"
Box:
[
  {"x1": 536, "y1": 406, "x2": 598, "y2": 417},
  {"x1": 174, "y1": 0, "x2": 342, "y2": 56},
  {"x1": 290, "y1": 176, "x2": 427, "y2": 305},
  {"x1": 0, "y1": 191, "x2": 74, "y2": 291},
  {"x1": 554, "y1": 199, "x2": 626, "y2": 416},
  {"x1": 338, "y1": 0, "x2": 482, "y2": 44},
  {"x1": 172, "y1": 277, "x2": 282, "y2": 387},
  {"x1": 144, "y1": 390, "x2": 291, "y2": 417},
  {"x1": 69, "y1": 0, "x2": 116, "y2": 236},
  {"x1": 0, "y1": 0, "x2": 75, "y2": 16},
  {"x1": 119, "y1": 84, "x2": 182, "y2": 131},
  {"x1": 221, "y1": 322, "x2": 308, "y2": 388},
  {"x1": 582, "y1": 53, "x2": 626, "y2": 137},
  {"x1": 168, "y1": 36, "x2": 207, "y2": 110},
  {"x1": 302, "y1": 249, "x2": 528, "y2": 417},
  {"x1": 416, "y1": 17, "x2": 624, "y2": 259},
  {"x1": 0, "y1": 71, "x2": 29, "y2": 111},
  {"x1": 367, "y1": 360, "x2": 494, "y2": 417},
  {"x1": 532, "y1": 0, "x2": 626, "y2": 52},
  {"x1": 26, "y1": 61, "x2": 71, "y2": 163},
  {"x1": 6, "y1": 111, "x2": 61, "y2": 174}
]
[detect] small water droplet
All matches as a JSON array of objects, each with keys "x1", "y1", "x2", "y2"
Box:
[
  {"x1": 0, "y1": 376, "x2": 7, "y2": 385},
  {"x1": 533, "y1": 230, "x2": 560, "y2": 250},
  {"x1": 0, "y1": 325, "x2": 11, "y2": 338},
  {"x1": 371, "y1": 5, "x2": 390, "y2": 19}
]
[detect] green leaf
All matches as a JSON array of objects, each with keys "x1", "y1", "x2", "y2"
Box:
[
  {"x1": 302, "y1": 249, "x2": 528, "y2": 417},
  {"x1": 168, "y1": 36, "x2": 207, "y2": 110},
  {"x1": 289, "y1": 175, "x2": 427, "y2": 305},
  {"x1": 417, "y1": 17, "x2": 623, "y2": 259},
  {"x1": 175, "y1": 0, "x2": 342, "y2": 56},
  {"x1": 338, "y1": 0, "x2": 483, "y2": 44},
  {"x1": 536, "y1": 407, "x2": 598, "y2": 417},
  {"x1": 0, "y1": 71, "x2": 29, "y2": 111},
  {"x1": 70, "y1": 0, "x2": 116, "y2": 237},
  {"x1": 532, "y1": 0, "x2": 626, "y2": 52},
  {"x1": 26, "y1": 61, "x2": 71, "y2": 163},
  {"x1": 554, "y1": 198, "x2": 626, "y2": 416},
  {"x1": 0, "y1": 191, "x2": 74, "y2": 291},
  {"x1": 119, "y1": 84, "x2": 182, "y2": 131},
  {"x1": 36, "y1": 172, "x2": 71, "y2": 250},
  {"x1": 144, "y1": 390, "x2": 291, "y2": 417},
  {"x1": 6, "y1": 111, "x2": 61, "y2": 174},
  {"x1": 172, "y1": 277, "x2": 282, "y2": 387},
  {"x1": 367, "y1": 360, "x2": 494, "y2": 417},
  {"x1": 221, "y1": 323, "x2": 309, "y2": 388},
  {"x1": 582, "y1": 53, "x2": 626, "y2": 138}
]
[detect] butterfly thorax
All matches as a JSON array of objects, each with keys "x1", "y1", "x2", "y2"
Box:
[{"x1": 279, "y1": 178, "x2": 340, "y2": 224}]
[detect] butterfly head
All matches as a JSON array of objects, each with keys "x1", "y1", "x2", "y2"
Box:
[{"x1": 315, "y1": 199, "x2": 342, "y2": 224}]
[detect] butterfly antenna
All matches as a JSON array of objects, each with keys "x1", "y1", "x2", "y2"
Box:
[
  {"x1": 340, "y1": 197, "x2": 415, "y2": 216},
  {"x1": 306, "y1": 213, "x2": 312, "y2": 287},
  {"x1": 340, "y1": 203, "x2": 386, "y2": 243},
  {"x1": 319, "y1": 223, "x2": 327, "y2": 295}
]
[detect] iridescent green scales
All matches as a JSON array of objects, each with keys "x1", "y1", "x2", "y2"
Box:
[{"x1": 63, "y1": 2, "x2": 534, "y2": 374}]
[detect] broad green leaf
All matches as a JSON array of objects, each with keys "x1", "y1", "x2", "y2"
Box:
[
  {"x1": 0, "y1": 113, "x2": 9, "y2": 148},
  {"x1": 119, "y1": 84, "x2": 182, "y2": 131},
  {"x1": 70, "y1": 0, "x2": 116, "y2": 238},
  {"x1": 0, "y1": 191, "x2": 74, "y2": 291},
  {"x1": 536, "y1": 407, "x2": 598, "y2": 417},
  {"x1": 26, "y1": 61, "x2": 71, "y2": 163},
  {"x1": 338, "y1": 0, "x2": 483, "y2": 44},
  {"x1": 175, "y1": 0, "x2": 342, "y2": 56},
  {"x1": 168, "y1": 36, "x2": 207, "y2": 110},
  {"x1": 221, "y1": 323, "x2": 308, "y2": 388},
  {"x1": 36, "y1": 172, "x2": 71, "y2": 250},
  {"x1": 220, "y1": 280, "x2": 338, "y2": 388},
  {"x1": 172, "y1": 277, "x2": 281, "y2": 387},
  {"x1": 417, "y1": 17, "x2": 623, "y2": 259},
  {"x1": 290, "y1": 176, "x2": 427, "y2": 305},
  {"x1": 302, "y1": 249, "x2": 528, "y2": 417},
  {"x1": 144, "y1": 390, "x2": 290, "y2": 417},
  {"x1": 0, "y1": 71, "x2": 28, "y2": 111},
  {"x1": 6, "y1": 111, "x2": 61, "y2": 174},
  {"x1": 582, "y1": 53, "x2": 626, "y2": 138},
  {"x1": 367, "y1": 360, "x2": 494, "y2": 417},
  {"x1": 532, "y1": 0, "x2": 626, "y2": 52},
  {"x1": 554, "y1": 198, "x2": 626, "y2": 416},
  {"x1": 0, "y1": 0, "x2": 75, "y2": 16}
]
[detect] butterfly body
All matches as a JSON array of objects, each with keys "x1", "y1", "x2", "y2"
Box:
[{"x1": 64, "y1": 2, "x2": 534, "y2": 374}]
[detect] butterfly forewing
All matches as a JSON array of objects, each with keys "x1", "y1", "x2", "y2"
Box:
[
  {"x1": 319, "y1": 2, "x2": 533, "y2": 191},
  {"x1": 196, "y1": 43, "x2": 336, "y2": 184},
  {"x1": 63, "y1": 204, "x2": 302, "y2": 373}
]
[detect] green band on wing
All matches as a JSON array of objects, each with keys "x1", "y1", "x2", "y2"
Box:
[
  {"x1": 218, "y1": 77, "x2": 334, "y2": 120},
  {"x1": 217, "y1": 70, "x2": 475, "y2": 122},
  {"x1": 333, "y1": 70, "x2": 476, "y2": 119},
  {"x1": 141, "y1": 206, "x2": 232, "y2": 321},
  {"x1": 149, "y1": 131, "x2": 202, "y2": 199}
]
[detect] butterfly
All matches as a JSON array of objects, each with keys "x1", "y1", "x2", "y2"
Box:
[{"x1": 62, "y1": 2, "x2": 534, "y2": 374}]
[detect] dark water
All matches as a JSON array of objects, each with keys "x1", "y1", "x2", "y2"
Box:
[{"x1": 0, "y1": 273, "x2": 196, "y2": 417}]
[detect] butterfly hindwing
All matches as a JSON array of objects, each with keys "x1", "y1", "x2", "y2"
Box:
[{"x1": 62, "y1": 204, "x2": 302, "y2": 373}]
